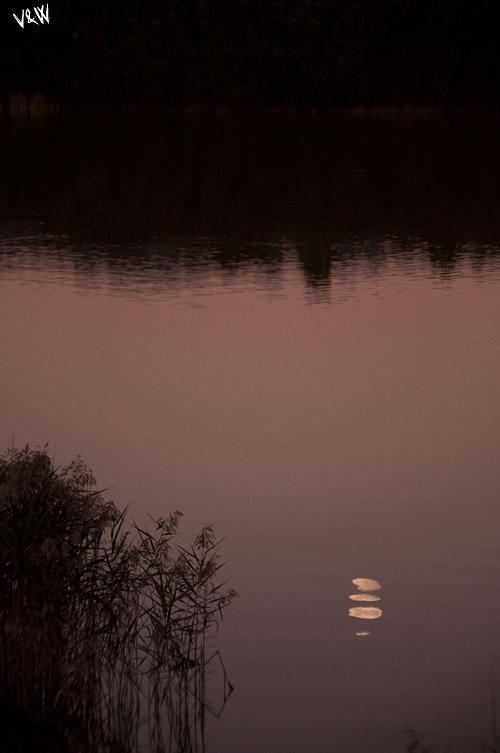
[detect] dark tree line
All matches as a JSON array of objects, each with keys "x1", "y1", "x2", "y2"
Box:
[{"x1": 1, "y1": 0, "x2": 500, "y2": 107}]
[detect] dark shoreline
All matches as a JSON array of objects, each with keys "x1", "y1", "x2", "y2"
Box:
[{"x1": 3, "y1": 92, "x2": 500, "y2": 120}]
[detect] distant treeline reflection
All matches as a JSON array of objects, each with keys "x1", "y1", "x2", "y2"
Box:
[
  {"x1": 1, "y1": 113, "x2": 500, "y2": 296},
  {"x1": 0, "y1": 446, "x2": 236, "y2": 753}
]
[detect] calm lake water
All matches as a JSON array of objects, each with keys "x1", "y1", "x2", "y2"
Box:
[{"x1": 2, "y1": 112, "x2": 500, "y2": 752}]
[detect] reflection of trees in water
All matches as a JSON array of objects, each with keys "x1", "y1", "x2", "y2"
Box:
[
  {"x1": 2, "y1": 232, "x2": 499, "y2": 307},
  {"x1": 0, "y1": 447, "x2": 236, "y2": 753},
  {"x1": 2, "y1": 113, "x2": 500, "y2": 295}
]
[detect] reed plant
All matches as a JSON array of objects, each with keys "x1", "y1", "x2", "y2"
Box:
[{"x1": 0, "y1": 445, "x2": 236, "y2": 753}]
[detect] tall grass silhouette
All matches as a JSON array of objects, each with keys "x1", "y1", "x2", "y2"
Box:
[{"x1": 0, "y1": 445, "x2": 236, "y2": 753}]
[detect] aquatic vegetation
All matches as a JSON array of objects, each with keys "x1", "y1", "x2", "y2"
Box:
[{"x1": 0, "y1": 445, "x2": 236, "y2": 753}]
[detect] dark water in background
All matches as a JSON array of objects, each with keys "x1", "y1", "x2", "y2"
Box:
[{"x1": 2, "y1": 112, "x2": 500, "y2": 752}]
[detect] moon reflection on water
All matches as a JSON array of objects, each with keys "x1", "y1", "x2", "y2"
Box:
[{"x1": 349, "y1": 577, "x2": 383, "y2": 636}]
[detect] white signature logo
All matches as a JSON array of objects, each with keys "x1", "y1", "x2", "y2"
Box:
[{"x1": 13, "y1": 4, "x2": 49, "y2": 28}]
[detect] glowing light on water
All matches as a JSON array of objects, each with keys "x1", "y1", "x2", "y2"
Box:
[
  {"x1": 350, "y1": 577, "x2": 383, "y2": 634},
  {"x1": 352, "y1": 577, "x2": 381, "y2": 592},
  {"x1": 349, "y1": 606, "x2": 383, "y2": 620},
  {"x1": 349, "y1": 593, "x2": 381, "y2": 602}
]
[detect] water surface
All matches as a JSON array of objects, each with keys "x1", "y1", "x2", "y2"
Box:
[{"x1": 1, "y1": 112, "x2": 500, "y2": 752}]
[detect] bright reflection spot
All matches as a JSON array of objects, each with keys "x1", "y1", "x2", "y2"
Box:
[
  {"x1": 349, "y1": 607, "x2": 383, "y2": 620},
  {"x1": 349, "y1": 593, "x2": 381, "y2": 602},
  {"x1": 355, "y1": 631, "x2": 370, "y2": 637},
  {"x1": 352, "y1": 577, "x2": 382, "y2": 592}
]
